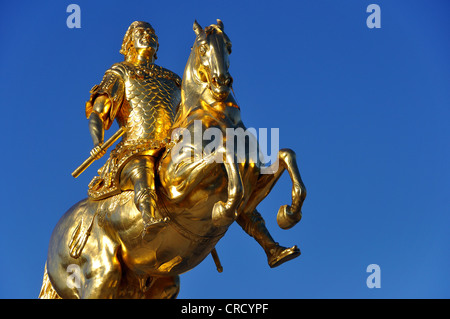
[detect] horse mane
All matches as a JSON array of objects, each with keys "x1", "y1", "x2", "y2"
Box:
[{"x1": 204, "y1": 24, "x2": 223, "y2": 35}]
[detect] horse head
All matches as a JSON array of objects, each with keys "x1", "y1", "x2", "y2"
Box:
[{"x1": 188, "y1": 19, "x2": 233, "y2": 102}]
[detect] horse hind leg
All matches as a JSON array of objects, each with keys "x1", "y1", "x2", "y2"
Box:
[
  {"x1": 79, "y1": 239, "x2": 122, "y2": 298},
  {"x1": 144, "y1": 276, "x2": 180, "y2": 299},
  {"x1": 62, "y1": 224, "x2": 122, "y2": 298}
]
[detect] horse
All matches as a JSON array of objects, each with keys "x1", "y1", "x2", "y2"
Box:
[{"x1": 39, "y1": 19, "x2": 306, "y2": 299}]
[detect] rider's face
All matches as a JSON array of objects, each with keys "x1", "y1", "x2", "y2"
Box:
[{"x1": 132, "y1": 27, "x2": 158, "y2": 57}]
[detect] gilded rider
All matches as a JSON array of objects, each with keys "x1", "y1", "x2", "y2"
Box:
[{"x1": 85, "y1": 21, "x2": 181, "y2": 237}]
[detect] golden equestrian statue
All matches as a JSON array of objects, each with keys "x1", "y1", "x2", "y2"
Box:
[{"x1": 39, "y1": 20, "x2": 307, "y2": 299}]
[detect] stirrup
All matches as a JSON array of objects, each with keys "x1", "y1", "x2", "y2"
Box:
[
  {"x1": 143, "y1": 217, "x2": 168, "y2": 229},
  {"x1": 141, "y1": 217, "x2": 168, "y2": 241}
]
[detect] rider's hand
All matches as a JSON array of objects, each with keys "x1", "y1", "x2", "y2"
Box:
[{"x1": 90, "y1": 143, "x2": 106, "y2": 160}]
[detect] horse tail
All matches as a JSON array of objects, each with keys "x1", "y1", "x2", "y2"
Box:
[{"x1": 38, "y1": 262, "x2": 61, "y2": 299}]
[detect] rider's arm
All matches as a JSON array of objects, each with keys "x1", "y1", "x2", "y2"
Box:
[
  {"x1": 88, "y1": 95, "x2": 111, "y2": 147},
  {"x1": 86, "y1": 65, "x2": 125, "y2": 136},
  {"x1": 85, "y1": 65, "x2": 125, "y2": 158}
]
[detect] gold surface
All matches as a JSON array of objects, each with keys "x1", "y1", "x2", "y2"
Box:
[
  {"x1": 40, "y1": 20, "x2": 307, "y2": 299},
  {"x1": 72, "y1": 127, "x2": 125, "y2": 178}
]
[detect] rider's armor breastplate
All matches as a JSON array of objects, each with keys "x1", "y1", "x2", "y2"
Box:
[
  {"x1": 114, "y1": 62, "x2": 181, "y2": 144},
  {"x1": 85, "y1": 61, "x2": 181, "y2": 200}
]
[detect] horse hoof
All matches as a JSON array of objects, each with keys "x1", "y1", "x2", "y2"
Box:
[
  {"x1": 277, "y1": 205, "x2": 302, "y2": 230},
  {"x1": 212, "y1": 201, "x2": 235, "y2": 227},
  {"x1": 268, "y1": 244, "x2": 301, "y2": 268}
]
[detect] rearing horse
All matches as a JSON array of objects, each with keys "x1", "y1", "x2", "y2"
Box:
[{"x1": 39, "y1": 20, "x2": 306, "y2": 299}]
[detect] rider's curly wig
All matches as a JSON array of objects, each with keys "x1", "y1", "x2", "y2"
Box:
[{"x1": 120, "y1": 21, "x2": 159, "y2": 60}]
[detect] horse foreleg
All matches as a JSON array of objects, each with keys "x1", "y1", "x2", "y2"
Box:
[
  {"x1": 236, "y1": 209, "x2": 300, "y2": 268},
  {"x1": 266, "y1": 148, "x2": 306, "y2": 229},
  {"x1": 244, "y1": 149, "x2": 306, "y2": 227},
  {"x1": 211, "y1": 148, "x2": 244, "y2": 227},
  {"x1": 235, "y1": 149, "x2": 306, "y2": 267}
]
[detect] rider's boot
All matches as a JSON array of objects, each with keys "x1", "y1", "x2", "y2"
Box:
[
  {"x1": 237, "y1": 209, "x2": 300, "y2": 268},
  {"x1": 135, "y1": 188, "x2": 167, "y2": 239}
]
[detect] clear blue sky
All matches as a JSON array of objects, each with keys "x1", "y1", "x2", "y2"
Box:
[{"x1": 0, "y1": 0, "x2": 449, "y2": 298}]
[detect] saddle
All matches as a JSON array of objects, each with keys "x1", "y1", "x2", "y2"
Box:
[{"x1": 87, "y1": 138, "x2": 170, "y2": 200}]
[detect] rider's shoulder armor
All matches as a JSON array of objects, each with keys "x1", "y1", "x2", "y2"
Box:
[{"x1": 85, "y1": 63, "x2": 126, "y2": 130}]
